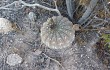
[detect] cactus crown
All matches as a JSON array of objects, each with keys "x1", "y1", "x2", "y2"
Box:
[{"x1": 41, "y1": 16, "x2": 75, "y2": 49}]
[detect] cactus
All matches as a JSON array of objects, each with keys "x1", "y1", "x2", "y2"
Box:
[{"x1": 41, "y1": 16, "x2": 75, "y2": 49}]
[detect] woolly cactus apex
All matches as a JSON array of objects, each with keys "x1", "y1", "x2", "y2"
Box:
[
  {"x1": 0, "y1": 18, "x2": 13, "y2": 34},
  {"x1": 41, "y1": 16, "x2": 75, "y2": 49}
]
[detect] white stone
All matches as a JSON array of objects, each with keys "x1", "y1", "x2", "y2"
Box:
[
  {"x1": 0, "y1": 18, "x2": 13, "y2": 34},
  {"x1": 34, "y1": 49, "x2": 42, "y2": 55},
  {"x1": 28, "y1": 12, "x2": 36, "y2": 22},
  {"x1": 6, "y1": 54, "x2": 22, "y2": 66}
]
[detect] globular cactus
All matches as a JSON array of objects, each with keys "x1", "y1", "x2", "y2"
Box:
[{"x1": 41, "y1": 16, "x2": 75, "y2": 49}]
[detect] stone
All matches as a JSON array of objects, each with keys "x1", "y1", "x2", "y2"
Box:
[
  {"x1": 6, "y1": 54, "x2": 22, "y2": 66},
  {"x1": 0, "y1": 18, "x2": 13, "y2": 34}
]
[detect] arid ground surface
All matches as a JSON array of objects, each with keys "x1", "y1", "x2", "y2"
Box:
[{"x1": 0, "y1": 0, "x2": 110, "y2": 70}]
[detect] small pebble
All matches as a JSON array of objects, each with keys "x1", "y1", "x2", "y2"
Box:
[
  {"x1": 6, "y1": 54, "x2": 22, "y2": 66},
  {"x1": 28, "y1": 12, "x2": 36, "y2": 22},
  {"x1": 0, "y1": 18, "x2": 13, "y2": 34}
]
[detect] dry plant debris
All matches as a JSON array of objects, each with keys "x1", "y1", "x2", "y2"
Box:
[{"x1": 79, "y1": 0, "x2": 90, "y2": 6}]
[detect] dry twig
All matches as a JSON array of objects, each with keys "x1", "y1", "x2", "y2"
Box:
[
  {"x1": 0, "y1": 0, "x2": 61, "y2": 15},
  {"x1": 19, "y1": 0, "x2": 61, "y2": 15},
  {"x1": 42, "y1": 53, "x2": 66, "y2": 70},
  {"x1": 0, "y1": 1, "x2": 20, "y2": 10}
]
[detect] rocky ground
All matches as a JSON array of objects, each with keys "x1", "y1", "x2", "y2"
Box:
[{"x1": 0, "y1": 0, "x2": 110, "y2": 70}]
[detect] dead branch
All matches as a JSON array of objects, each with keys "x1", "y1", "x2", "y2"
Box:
[
  {"x1": 19, "y1": 0, "x2": 61, "y2": 16},
  {"x1": 42, "y1": 53, "x2": 66, "y2": 70},
  {"x1": 0, "y1": 1, "x2": 19, "y2": 10},
  {"x1": 0, "y1": 0, "x2": 61, "y2": 16}
]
